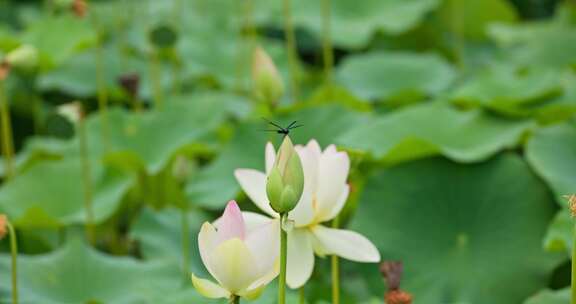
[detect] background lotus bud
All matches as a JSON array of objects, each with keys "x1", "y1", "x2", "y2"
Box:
[
  {"x1": 252, "y1": 46, "x2": 284, "y2": 106},
  {"x1": 57, "y1": 101, "x2": 84, "y2": 124},
  {"x1": 5, "y1": 45, "x2": 38, "y2": 71},
  {"x1": 0, "y1": 214, "x2": 7, "y2": 240},
  {"x1": 266, "y1": 136, "x2": 304, "y2": 213}
]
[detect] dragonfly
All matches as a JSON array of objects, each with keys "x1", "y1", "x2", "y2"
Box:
[{"x1": 262, "y1": 118, "x2": 303, "y2": 137}]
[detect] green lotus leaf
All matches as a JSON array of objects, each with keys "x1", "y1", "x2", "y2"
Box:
[
  {"x1": 0, "y1": 238, "x2": 182, "y2": 303},
  {"x1": 336, "y1": 51, "x2": 455, "y2": 101},
  {"x1": 0, "y1": 157, "x2": 131, "y2": 228},
  {"x1": 436, "y1": 0, "x2": 518, "y2": 40},
  {"x1": 352, "y1": 154, "x2": 562, "y2": 303},
  {"x1": 20, "y1": 15, "x2": 97, "y2": 69},
  {"x1": 338, "y1": 103, "x2": 532, "y2": 164},
  {"x1": 451, "y1": 66, "x2": 562, "y2": 116},
  {"x1": 130, "y1": 207, "x2": 210, "y2": 277},
  {"x1": 186, "y1": 105, "x2": 368, "y2": 209},
  {"x1": 263, "y1": 0, "x2": 440, "y2": 49},
  {"x1": 524, "y1": 288, "x2": 569, "y2": 304}
]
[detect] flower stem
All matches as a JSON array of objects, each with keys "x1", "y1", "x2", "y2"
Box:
[
  {"x1": 321, "y1": 0, "x2": 333, "y2": 87},
  {"x1": 149, "y1": 50, "x2": 163, "y2": 109},
  {"x1": 279, "y1": 213, "x2": 288, "y2": 304},
  {"x1": 299, "y1": 286, "x2": 305, "y2": 304},
  {"x1": 572, "y1": 221, "x2": 576, "y2": 304},
  {"x1": 93, "y1": 24, "x2": 110, "y2": 151},
  {"x1": 229, "y1": 295, "x2": 240, "y2": 304},
  {"x1": 181, "y1": 207, "x2": 190, "y2": 279},
  {"x1": 0, "y1": 80, "x2": 15, "y2": 179},
  {"x1": 7, "y1": 222, "x2": 18, "y2": 304},
  {"x1": 331, "y1": 215, "x2": 340, "y2": 304},
  {"x1": 78, "y1": 116, "x2": 95, "y2": 245},
  {"x1": 282, "y1": 0, "x2": 299, "y2": 102}
]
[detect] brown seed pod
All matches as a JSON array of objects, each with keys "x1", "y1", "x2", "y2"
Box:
[
  {"x1": 0, "y1": 214, "x2": 7, "y2": 240},
  {"x1": 0, "y1": 61, "x2": 10, "y2": 81},
  {"x1": 385, "y1": 290, "x2": 412, "y2": 304},
  {"x1": 72, "y1": 0, "x2": 88, "y2": 18}
]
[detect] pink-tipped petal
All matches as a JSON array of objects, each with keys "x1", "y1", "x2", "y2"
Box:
[
  {"x1": 198, "y1": 222, "x2": 219, "y2": 279},
  {"x1": 216, "y1": 201, "x2": 246, "y2": 242}
]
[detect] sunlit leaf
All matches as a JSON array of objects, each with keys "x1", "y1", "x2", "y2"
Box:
[{"x1": 338, "y1": 103, "x2": 532, "y2": 164}]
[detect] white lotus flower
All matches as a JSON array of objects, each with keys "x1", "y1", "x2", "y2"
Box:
[
  {"x1": 235, "y1": 140, "x2": 381, "y2": 288},
  {"x1": 191, "y1": 201, "x2": 279, "y2": 300}
]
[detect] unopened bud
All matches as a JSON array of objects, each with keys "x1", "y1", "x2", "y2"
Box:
[
  {"x1": 266, "y1": 136, "x2": 304, "y2": 213},
  {"x1": 57, "y1": 101, "x2": 84, "y2": 124},
  {"x1": 252, "y1": 46, "x2": 284, "y2": 105},
  {"x1": 0, "y1": 214, "x2": 7, "y2": 240},
  {"x1": 6, "y1": 45, "x2": 39, "y2": 70},
  {"x1": 381, "y1": 261, "x2": 413, "y2": 304}
]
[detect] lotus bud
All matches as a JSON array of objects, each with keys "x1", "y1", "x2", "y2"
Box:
[
  {"x1": 0, "y1": 214, "x2": 7, "y2": 240},
  {"x1": 252, "y1": 46, "x2": 284, "y2": 106},
  {"x1": 57, "y1": 101, "x2": 84, "y2": 124},
  {"x1": 266, "y1": 136, "x2": 304, "y2": 214},
  {"x1": 5, "y1": 45, "x2": 38, "y2": 71}
]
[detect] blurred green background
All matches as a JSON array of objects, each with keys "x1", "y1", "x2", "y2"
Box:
[{"x1": 0, "y1": 0, "x2": 576, "y2": 303}]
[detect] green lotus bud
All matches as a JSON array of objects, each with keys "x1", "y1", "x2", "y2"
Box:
[
  {"x1": 252, "y1": 46, "x2": 284, "y2": 105},
  {"x1": 6, "y1": 45, "x2": 38, "y2": 70},
  {"x1": 266, "y1": 136, "x2": 304, "y2": 214}
]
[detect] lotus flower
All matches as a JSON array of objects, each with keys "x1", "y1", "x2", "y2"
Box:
[
  {"x1": 235, "y1": 140, "x2": 381, "y2": 288},
  {"x1": 192, "y1": 201, "x2": 279, "y2": 300}
]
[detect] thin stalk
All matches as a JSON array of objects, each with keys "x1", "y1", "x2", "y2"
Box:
[
  {"x1": 572, "y1": 221, "x2": 576, "y2": 304},
  {"x1": 299, "y1": 287, "x2": 305, "y2": 304},
  {"x1": 94, "y1": 27, "x2": 110, "y2": 150},
  {"x1": 7, "y1": 222, "x2": 18, "y2": 304},
  {"x1": 278, "y1": 213, "x2": 288, "y2": 304},
  {"x1": 78, "y1": 117, "x2": 95, "y2": 245},
  {"x1": 149, "y1": 50, "x2": 163, "y2": 109},
  {"x1": 331, "y1": 215, "x2": 340, "y2": 304},
  {"x1": 450, "y1": 0, "x2": 465, "y2": 69},
  {"x1": 321, "y1": 0, "x2": 334, "y2": 87},
  {"x1": 283, "y1": 0, "x2": 299, "y2": 102},
  {"x1": 0, "y1": 80, "x2": 15, "y2": 179},
  {"x1": 181, "y1": 208, "x2": 190, "y2": 279},
  {"x1": 230, "y1": 295, "x2": 240, "y2": 304}
]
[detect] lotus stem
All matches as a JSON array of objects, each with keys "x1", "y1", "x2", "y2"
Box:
[
  {"x1": 332, "y1": 215, "x2": 340, "y2": 304},
  {"x1": 0, "y1": 80, "x2": 15, "y2": 179},
  {"x1": 181, "y1": 208, "x2": 190, "y2": 279},
  {"x1": 299, "y1": 287, "x2": 305, "y2": 304},
  {"x1": 149, "y1": 51, "x2": 163, "y2": 108},
  {"x1": 93, "y1": 24, "x2": 110, "y2": 150},
  {"x1": 282, "y1": 0, "x2": 299, "y2": 102},
  {"x1": 7, "y1": 222, "x2": 18, "y2": 304},
  {"x1": 230, "y1": 295, "x2": 240, "y2": 304},
  {"x1": 279, "y1": 213, "x2": 288, "y2": 304},
  {"x1": 78, "y1": 114, "x2": 95, "y2": 245},
  {"x1": 321, "y1": 0, "x2": 333, "y2": 87}
]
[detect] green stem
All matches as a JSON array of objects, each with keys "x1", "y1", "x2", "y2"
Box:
[
  {"x1": 321, "y1": 0, "x2": 333, "y2": 87},
  {"x1": 279, "y1": 213, "x2": 288, "y2": 304},
  {"x1": 79, "y1": 117, "x2": 95, "y2": 245},
  {"x1": 299, "y1": 286, "x2": 305, "y2": 304},
  {"x1": 0, "y1": 80, "x2": 15, "y2": 179},
  {"x1": 7, "y1": 222, "x2": 18, "y2": 304},
  {"x1": 181, "y1": 208, "x2": 190, "y2": 279},
  {"x1": 282, "y1": 0, "x2": 299, "y2": 102},
  {"x1": 94, "y1": 25, "x2": 110, "y2": 150},
  {"x1": 572, "y1": 221, "x2": 576, "y2": 304},
  {"x1": 331, "y1": 215, "x2": 340, "y2": 304},
  {"x1": 229, "y1": 295, "x2": 240, "y2": 304},
  {"x1": 149, "y1": 50, "x2": 163, "y2": 109},
  {"x1": 450, "y1": 0, "x2": 465, "y2": 69}
]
